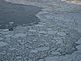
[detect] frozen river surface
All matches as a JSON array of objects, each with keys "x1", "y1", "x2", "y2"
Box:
[{"x1": 0, "y1": 0, "x2": 81, "y2": 61}]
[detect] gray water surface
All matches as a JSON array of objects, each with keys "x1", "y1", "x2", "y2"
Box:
[{"x1": 0, "y1": 0, "x2": 41, "y2": 29}]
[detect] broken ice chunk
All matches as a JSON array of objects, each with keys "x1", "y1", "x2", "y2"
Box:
[
  {"x1": 76, "y1": 38, "x2": 81, "y2": 44},
  {"x1": 47, "y1": 30, "x2": 57, "y2": 34},
  {"x1": 39, "y1": 31, "x2": 47, "y2": 34},
  {"x1": 35, "y1": 24, "x2": 43, "y2": 27},
  {"x1": 29, "y1": 29, "x2": 36, "y2": 32},
  {"x1": 57, "y1": 32, "x2": 66, "y2": 36},
  {"x1": 2, "y1": 29, "x2": 9, "y2": 32},
  {"x1": 0, "y1": 37, "x2": 3, "y2": 40},
  {"x1": 13, "y1": 33, "x2": 26, "y2": 38},
  {"x1": 35, "y1": 47, "x2": 49, "y2": 51},
  {"x1": 0, "y1": 41, "x2": 8, "y2": 47},
  {"x1": 9, "y1": 22, "x2": 14, "y2": 25},
  {"x1": 76, "y1": 45, "x2": 81, "y2": 51}
]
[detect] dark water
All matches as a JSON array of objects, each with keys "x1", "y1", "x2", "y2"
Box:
[{"x1": 0, "y1": 0, "x2": 41, "y2": 29}]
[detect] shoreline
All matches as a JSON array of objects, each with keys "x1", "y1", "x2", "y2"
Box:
[
  {"x1": 4, "y1": 0, "x2": 50, "y2": 9},
  {"x1": 4, "y1": 0, "x2": 81, "y2": 12}
]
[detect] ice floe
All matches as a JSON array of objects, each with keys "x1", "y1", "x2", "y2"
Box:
[{"x1": 0, "y1": 41, "x2": 8, "y2": 47}]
